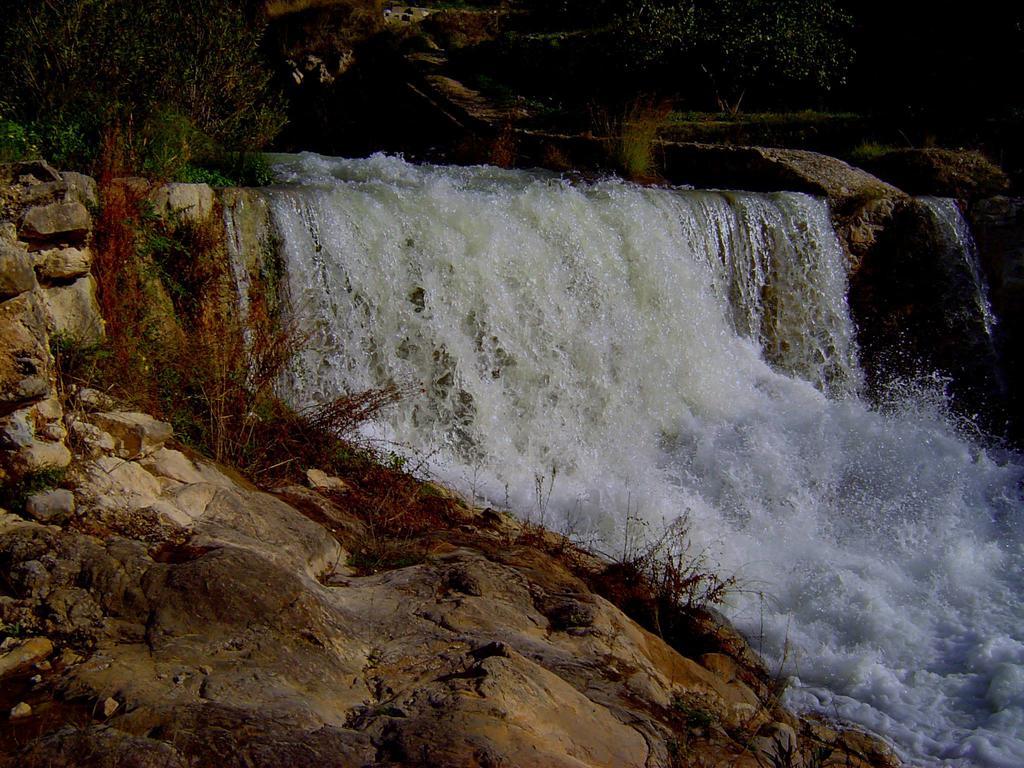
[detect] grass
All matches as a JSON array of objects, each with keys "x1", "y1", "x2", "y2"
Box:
[
  {"x1": 848, "y1": 141, "x2": 899, "y2": 165},
  {"x1": 594, "y1": 98, "x2": 672, "y2": 182}
]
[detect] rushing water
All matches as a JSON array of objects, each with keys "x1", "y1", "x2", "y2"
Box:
[{"x1": 230, "y1": 153, "x2": 1024, "y2": 767}]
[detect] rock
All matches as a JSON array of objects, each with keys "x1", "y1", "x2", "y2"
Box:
[
  {"x1": 33, "y1": 247, "x2": 92, "y2": 282},
  {"x1": 61, "y1": 172, "x2": 98, "y2": 208},
  {"x1": 25, "y1": 488, "x2": 75, "y2": 523},
  {"x1": 660, "y1": 141, "x2": 903, "y2": 210},
  {"x1": 850, "y1": 198, "x2": 1010, "y2": 437},
  {"x1": 66, "y1": 416, "x2": 116, "y2": 458},
  {"x1": 19, "y1": 201, "x2": 92, "y2": 244},
  {"x1": 969, "y1": 196, "x2": 1024, "y2": 440},
  {"x1": 9, "y1": 701, "x2": 32, "y2": 719},
  {"x1": 74, "y1": 387, "x2": 116, "y2": 412},
  {"x1": 89, "y1": 411, "x2": 173, "y2": 459},
  {"x1": 306, "y1": 467, "x2": 349, "y2": 493},
  {"x1": 0, "y1": 290, "x2": 52, "y2": 407},
  {"x1": 17, "y1": 181, "x2": 70, "y2": 208},
  {"x1": 0, "y1": 160, "x2": 62, "y2": 186},
  {"x1": 101, "y1": 697, "x2": 119, "y2": 717},
  {"x1": 0, "y1": 243, "x2": 37, "y2": 299},
  {"x1": 150, "y1": 183, "x2": 215, "y2": 225},
  {"x1": 41, "y1": 275, "x2": 105, "y2": 341},
  {"x1": 0, "y1": 637, "x2": 54, "y2": 680},
  {"x1": 865, "y1": 148, "x2": 1010, "y2": 201}
]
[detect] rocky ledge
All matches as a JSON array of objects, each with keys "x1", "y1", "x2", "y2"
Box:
[{"x1": 0, "y1": 404, "x2": 899, "y2": 768}]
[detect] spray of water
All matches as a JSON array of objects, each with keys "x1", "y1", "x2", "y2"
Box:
[{"x1": 227, "y1": 153, "x2": 1024, "y2": 767}]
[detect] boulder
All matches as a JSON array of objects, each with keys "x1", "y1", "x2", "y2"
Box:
[
  {"x1": 0, "y1": 160, "x2": 62, "y2": 186},
  {"x1": 0, "y1": 290, "x2": 52, "y2": 408},
  {"x1": 40, "y1": 275, "x2": 104, "y2": 341},
  {"x1": 150, "y1": 183, "x2": 215, "y2": 225},
  {"x1": 658, "y1": 142, "x2": 908, "y2": 267},
  {"x1": 25, "y1": 488, "x2": 75, "y2": 523},
  {"x1": 306, "y1": 467, "x2": 349, "y2": 492},
  {"x1": 61, "y1": 172, "x2": 98, "y2": 208},
  {"x1": 89, "y1": 411, "x2": 173, "y2": 459},
  {"x1": 659, "y1": 141, "x2": 903, "y2": 210},
  {"x1": 0, "y1": 243, "x2": 36, "y2": 299},
  {"x1": 864, "y1": 148, "x2": 1011, "y2": 200},
  {"x1": 0, "y1": 637, "x2": 53, "y2": 680},
  {"x1": 33, "y1": 247, "x2": 92, "y2": 282},
  {"x1": 18, "y1": 201, "x2": 91, "y2": 244},
  {"x1": 969, "y1": 196, "x2": 1024, "y2": 440}
]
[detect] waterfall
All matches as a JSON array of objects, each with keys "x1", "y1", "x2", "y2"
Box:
[
  {"x1": 919, "y1": 198, "x2": 999, "y2": 342},
  {"x1": 227, "y1": 153, "x2": 1024, "y2": 768}
]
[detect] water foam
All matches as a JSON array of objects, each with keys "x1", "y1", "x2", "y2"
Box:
[{"x1": 234, "y1": 153, "x2": 1024, "y2": 767}]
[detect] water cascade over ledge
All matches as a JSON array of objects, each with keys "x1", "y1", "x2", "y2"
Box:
[{"x1": 227, "y1": 153, "x2": 1024, "y2": 768}]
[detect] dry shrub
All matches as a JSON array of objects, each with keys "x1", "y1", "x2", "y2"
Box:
[
  {"x1": 87, "y1": 132, "x2": 407, "y2": 481},
  {"x1": 489, "y1": 122, "x2": 519, "y2": 168},
  {"x1": 589, "y1": 516, "x2": 736, "y2": 647}
]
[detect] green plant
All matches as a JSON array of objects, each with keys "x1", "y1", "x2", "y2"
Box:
[
  {"x1": 0, "y1": 467, "x2": 68, "y2": 515},
  {"x1": 0, "y1": 116, "x2": 38, "y2": 162},
  {"x1": 671, "y1": 694, "x2": 718, "y2": 730},
  {"x1": 849, "y1": 141, "x2": 897, "y2": 165},
  {"x1": 0, "y1": 621, "x2": 27, "y2": 640}
]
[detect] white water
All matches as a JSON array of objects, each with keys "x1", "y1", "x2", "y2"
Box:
[{"x1": 237, "y1": 153, "x2": 1024, "y2": 767}]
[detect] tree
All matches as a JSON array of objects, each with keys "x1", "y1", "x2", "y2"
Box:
[{"x1": 691, "y1": 0, "x2": 854, "y2": 112}]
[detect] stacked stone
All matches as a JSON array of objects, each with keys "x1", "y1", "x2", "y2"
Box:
[{"x1": 0, "y1": 160, "x2": 104, "y2": 484}]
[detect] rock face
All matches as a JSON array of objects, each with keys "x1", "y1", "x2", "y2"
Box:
[
  {"x1": 865, "y1": 148, "x2": 1011, "y2": 201},
  {"x1": 969, "y1": 196, "x2": 1024, "y2": 440},
  {"x1": 0, "y1": 162, "x2": 102, "y2": 482},
  {"x1": 849, "y1": 197, "x2": 1010, "y2": 436}
]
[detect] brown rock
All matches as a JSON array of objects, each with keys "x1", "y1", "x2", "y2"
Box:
[
  {"x1": 40, "y1": 275, "x2": 105, "y2": 341},
  {"x1": 0, "y1": 243, "x2": 36, "y2": 299},
  {"x1": 0, "y1": 290, "x2": 52, "y2": 408},
  {"x1": 33, "y1": 247, "x2": 92, "y2": 282},
  {"x1": 89, "y1": 411, "x2": 173, "y2": 459},
  {"x1": 0, "y1": 637, "x2": 54, "y2": 680},
  {"x1": 19, "y1": 201, "x2": 91, "y2": 243},
  {"x1": 865, "y1": 148, "x2": 1010, "y2": 201}
]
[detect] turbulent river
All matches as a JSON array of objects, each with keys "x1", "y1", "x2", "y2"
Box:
[{"x1": 229, "y1": 153, "x2": 1024, "y2": 768}]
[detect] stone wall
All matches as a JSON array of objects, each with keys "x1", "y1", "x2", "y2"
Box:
[{"x1": 0, "y1": 161, "x2": 104, "y2": 483}]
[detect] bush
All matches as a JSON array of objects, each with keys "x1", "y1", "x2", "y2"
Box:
[
  {"x1": 0, "y1": 116, "x2": 38, "y2": 162},
  {"x1": 0, "y1": 0, "x2": 286, "y2": 171}
]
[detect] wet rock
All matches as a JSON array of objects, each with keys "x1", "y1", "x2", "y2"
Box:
[{"x1": 0, "y1": 637, "x2": 54, "y2": 679}]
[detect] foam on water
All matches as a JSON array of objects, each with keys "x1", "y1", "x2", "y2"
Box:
[{"x1": 235, "y1": 153, "x2": 1024, "y2": 767}]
